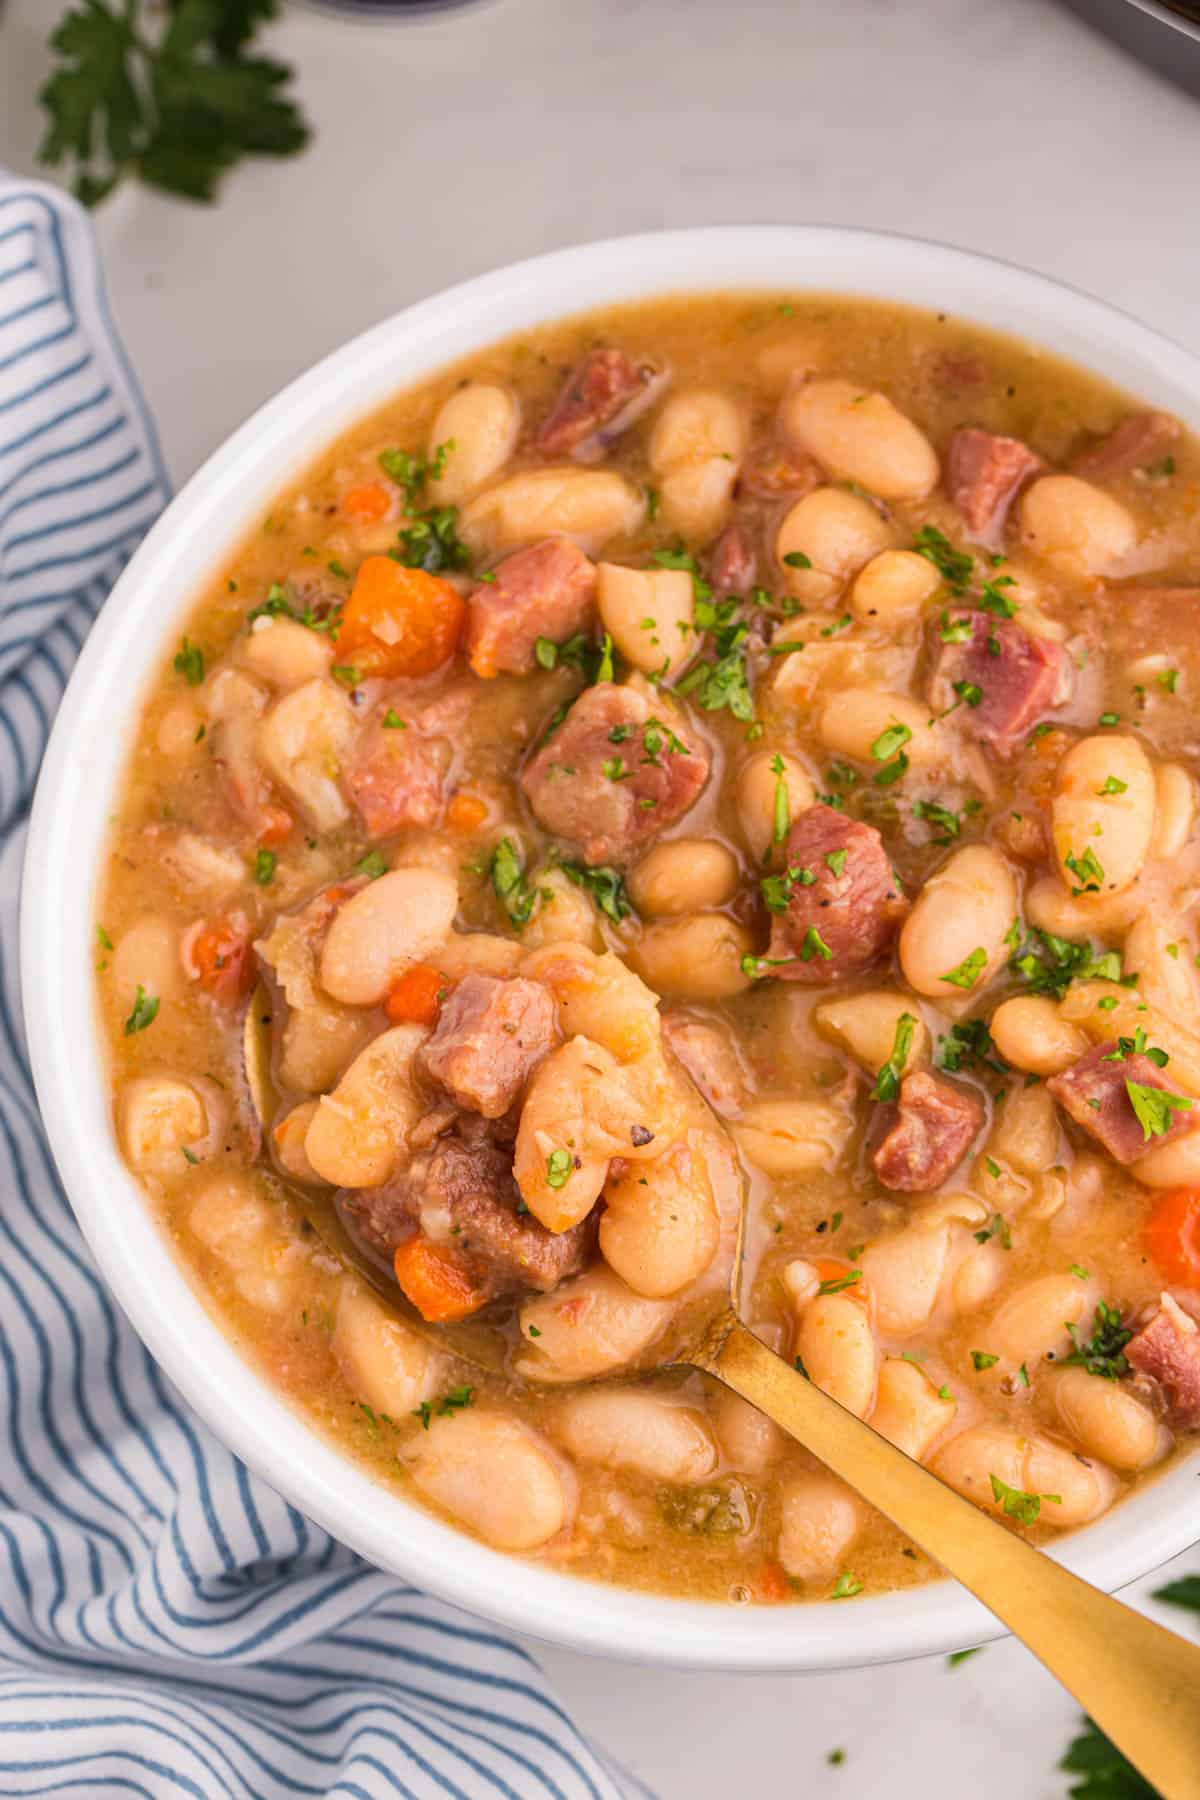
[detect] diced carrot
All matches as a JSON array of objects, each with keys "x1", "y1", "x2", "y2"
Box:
[
  {"x1": 393, "y1": 1236, "x2": 488, "y2": 1323},
  {"x1": 257, "y1": 805, "x2": 294, "y2": 847},
  {"x1": 190, "y1": 914, "x2": 255, "y2": 1006},
  {"x1": 342, "y1": 482, "x2": 391, "y2": 523},
  {"x1": 1145, "y1": 1188, "x2": 1200, "y2": 1287},
  {"x1": 339, "y1": 557, "x2": 465, "y2": 679},
  {"x1": 812, "y1": 1258, "x2": 871, "y2": 1308},
  {"x1": 446, "y1": 791, "x2": 489, "y2": 832},
  {"x1": 750, "y1": 1558, "x2": 792, "y2": 1604},
  {"x1": 385, "y1": 963, "x2": 449, "y2": 1026}
]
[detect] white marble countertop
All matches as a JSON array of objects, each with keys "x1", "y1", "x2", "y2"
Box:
[{"x1": 3, "y1": 0, "x2": 1199, "y2": 1792}]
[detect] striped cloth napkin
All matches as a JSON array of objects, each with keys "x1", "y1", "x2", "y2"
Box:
[{"x1": 0, "y1": 172, "x2": 645, "y2": 1800}]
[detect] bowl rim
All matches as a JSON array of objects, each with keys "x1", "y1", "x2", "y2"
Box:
[{"x1": 22, "y1": 223, "x2": 1200, "y2": 1673}]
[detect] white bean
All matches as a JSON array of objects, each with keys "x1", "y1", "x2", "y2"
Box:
[
  {"x1": 256, "y1": 678, "x2": 357, "y2": 832},
  {"x1": 1122, "y1": 912, "x2": 1200, "y2": 1031},
  {"x1": 850, "y1": 549, "x2": 940, "y2": 626},
  {"x1": 437, "y1": 930, "x2": 525, "y2": 978},
  {"x1": 1153, "y1": 762, "x2": 1195, "y2": 858},
  {"x1": 427, "y1": 384, "x2": 521, "y2": 505},
  {"x1": 189, "y1": 1175, "x2": 299, "y2": 1313},
  {"x1": 949, "y1": 1241, "x2": 1008, "y2": 1314},
  {"x1": 1019, "y1": 474, "x2": 1137, "y2": 577},
  {"x1": 516, "y1": 1266, "x2": 675, "y2": 1383},
  {"x1": 407, "y1": 1412, "x2": 567, "y2": 1550},
  {"x1": 304, "y1": 1023, "x2": 427, "y2": 1188},
  {"x1": 735, "y1": 749, "x2": 815, "y2": 863},
  {"x1": 599, "y1": 1138, "x2": 720, "y2": 1297},
  {"x1": 278, "y1": 999, "x2": 375, "y2": 1095},
  {"x1": 319, "y1": 868, "x2": 458, "y2": 1006},
  {"x1": 779, "y1": 379, "x2": 939, "y2": 500},
  {"x1": 860, "y1": 1225, "x2": 951, "y2": 1337},
  {"x1": 870, "y1": 1358, "x2": 956, "y2": 1460},
  {"x1": 1051, "y1": 735, "x2": 1155, "y2": 896},
  {"x1": 649, "y1": 389, "x2": 745, "y2": 469},
  {"x1": 119, "y1": 1076, "x2": 208, "y2": 1176},
  {"x1": 814, "y1": 990, "x2": 928, "y2": 1076},
  {"x1": 1025, "y1": 873, "x2": 1143, "y2": 941},
  {"x1": 628, "y1": 839, "x2": 739, "y2": 917},
  {"x1": 521, "y1": 944, "x2": 660, "y2": 1063},
  {"x1": 460, "y1": 468, "x2": 644, "y2": 556},
  {"x1": 630, "y1": 914, "x2": 753, "y2": 1001},
  {"x1": 238, "y1": 617, "x2": 333, "y2": 688},
  {"x1": 989, "y1": 995, "x2": 1088, "y2": 1076},
  {"x1": 733, "y1": 1099, "x2": 851, "y2": 1178},
  {"x1": 988, "y1": 1080, "x2": 1061, "y2": 1176},
  {"x1": 899, "y1": 844, "x2": 1016, "y2": 998},
  {"x1": 156, "y1": 701, "x2": 203, "y2": 757},
  {"x1": 776, "y1": 488, "x2": 893, "y2": 603},
  {"x1": 555, "y1": 1388, "x2": 716, "y2": 1483},
  {"x1": 111, "y1": 915, "x2": 185, "y2": 1011},
  {"x1": 796, "y1": 1292, "x2": 878, "y2": 1418},
  {"x1": 521, "y1": 869, "x2": 602, "y2": 950},
  {"x1": 934, "y1": 1423, "x2": 1116, "y2": 1526},
  {"x1": 271, "y1": 1100, "x2": 329, "y2": 1185},
  {"x1": 596, "y1": 563, "x2": 694, "y2": 678},
  {"x1": 817, "y1": 687, "x2": 938, "y2": 768},
  {"x1": 1050, "y1": 1366, "x2": 1170, "y2": 1473},
  {"x1": 1132, "y1": 1130, "x2": 1200, "y2": 1187},
  {"x1": 513, "y1": 1036, "x2": 621, "y2": 1231},
  {"x1": 711, "y1": 1389, "x2": 783, "y2": 1475},
  {"x1": 987, "y1": 1272, "x2": 1098, "y2": 1366},
  {"x1": 658, "y1": 457, "x2": 739, "y2": 542},
  {"x1": 777, "y1": 1475, "x2": 861, "y2": 1582},
  {"x1": 1021, "y1": 1435, "x2": 1118, "y2": 1526},
  {"x1": 333, "y1": 1282, "x2": 439, "y2": 1416}
]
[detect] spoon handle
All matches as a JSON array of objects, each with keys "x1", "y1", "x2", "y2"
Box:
[{"x1": 693, "y1": 1313, "x2": 1200, "y2": 1800}]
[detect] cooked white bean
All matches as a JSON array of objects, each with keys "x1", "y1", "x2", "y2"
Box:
[
  {"x1": 860, "y1": 1224, "x2": 951, "y2": 1336},
  {"x1": 555, "y1": 1389, "x2": 716, "y2": 1484},
  {"x1": 630, "y1": 914, "x2": 753, "y2": 1000},
  {"x1": 427, "y1": 384, "x2": 521, "y2": 505},
  {"x1": 521, "y1": 944, "x2": 661, "y2": 1063},
  {"x1": 733, "y1": 1099, "x2": 851, "y2": 1178},
  {"x1": 817, "y1": 687, "x2": 938, "y2": 768},
  {"x1": 599, "y1": 1139, "x2": 720, "y2": 1298},
  {"x1": 815, "y1": 990, "x2": 928, "y2": 1076},
  {"x1": 850, "y1": 549, "x2": 940, "y2": 626},
  {"x1": 256, "y1": 678, "x2": 357, "y2": 832},
  {"x1": 1021, "y1": 1435, "x2": 1118, "y2": 1526},
  {"x1": 516, "y1": 1265, "x2": 675, "y2": 1382},
  {"x1": 649, "y1": 389, "x2": 745, "y2": 470},
  {"x1": 776, "y1": 488, "x2": 893, "y2": 603},
  {"x1": 159, "y1": 831, "x2": 247, "y2": 899},
  {"x1": 989, "y1": 995, "x2": 1088, "y2": 1076},
  {"x1": 319, "y1": 868, "x2": 458, "y2": 1006},
  {"x1": 238, "y1": 617, "x2": 333, "y2": 688},
  {"x1": 521, "y1": 869, "x2": 602, "y2": 950},
  {"x1": 735, "y1": 749, "x2": 815, "y2": 863},
  {"x1": 711, "y1": 1389, "x2": 783, "y2": 1475},
  {"x1": 1019, "y1": 474, "x2": 1137, "y2": 577},
  {"x1": 1132, "y1": 1130, "x2": 1200, "y2": 1187},
  {"x1": 1025, "y1": 873, "x2": 1143, "y2": 941},
  {"x1": 407, "y1": 1413, "x2": 567, "y2": 1551},
  {"x1": 870, "y1": 1358, "x2": 956, "y2": 1460},
  {"x1": 459, "y1": 468, "x2": 644, "y2": 556},
  {"x1": 333, "y1": 1282, "x2": 439, "y2": 1416},
  {"x1": 987, "y1": 1273, "x2": 1098, "y2": 1366},
  {"x1": 1050, "y1": 1366, "x2": 1170, "y2": 1473},
  {"x1": 111, "y1": 915, "x2": 185, "y2": 1011},
  {"x1": 156, "y1": 701, "x2": 203, "y2": 757},
  {"x1": 658, "y1": 457, "x2": 739, "y2": 542},
  {"x1": 899, "y1": 844, "x2": 1016, "y2": 998},
  {"x1": 119, "y1": 1076, "x2": 208, "y2": 1175},
  {"x1": 1122, "y1": 912, "x2": 1200, "y2": 1030},
  {"x1": 934, "y1": 1423, "x2": 1116, "y2": 1526},
  {"x1": 596, "y1": 563, "x2": 694, "y2": 677},
  {"x1": 1051, "y1": 734, "x2": 1155, "y2": 896},
  {"x1": 988, "y1": 1081, "x2": 1061, "y2": 1176},
  {"x1": 304, "y1": 1023, "x2": 427, "y2": 1188},
  {"x1": 189, "y1": 1175, "x2": 300, "y2": 1313},
  {"x1": 777, "y1": 1475, "x2": 861, "y2": 1582},
  {"x1": 1153, "y1": 762, "x2": 1195, "y2": 858},
  {"x1": 513, "y1": 1036, "x2": 621, "y2": 1231},
  {"x1": 628, "y1": 839, "x2": 739, "y2": 917},
  {"x1": 438, "y1": 930, "x2": 525, "y2": 978},
  {"x1": 779, "y1": 379, "x2": 939, "y2": 501},
  {"x1": 949, "y1": 1241, "x2": 1008, "y2": 1314},
  {"x1": 271, "y1": 1100, "x2": 328, "y2": 1185},
  {"x1": 278, "y1": 998, "x2": 375, "y2": 1095},
  {"x1": 796, "y1": 1293, "x2": 878, "y2": 1418}
]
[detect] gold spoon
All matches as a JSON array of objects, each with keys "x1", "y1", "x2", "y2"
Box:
[{"x1": 246, "y1": 994, "x2": 1200, "y2": 1795}]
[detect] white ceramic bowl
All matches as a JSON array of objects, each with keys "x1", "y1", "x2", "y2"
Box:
[{"x1": 23, "y1": 226, "x2": 1200, "y2": 1672}]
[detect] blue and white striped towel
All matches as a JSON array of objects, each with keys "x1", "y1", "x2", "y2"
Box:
[{"x1": 0, "y1": 173, "x2": 645, "y2": 1800}]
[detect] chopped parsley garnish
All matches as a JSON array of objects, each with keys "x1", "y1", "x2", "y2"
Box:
[
  {"x1": 675, "y1": 593, "x2": 754, "y2": 721},
  {"x1": 873, "y1": 1011, "x2": 916, "y2": 1104},
  {"x1": 1058, "y1": 1718, "x2": 1157, "y2": 1799},
  {"x1": 971, "y1": 1351, "x2": 999, "y2": 1371},
  {"x1": 1126, "y1": 1079, "x2": 1192, "y2": 1141},
  {"x1": 246, "y1": 582, "x2": 342, "y2": 636},
  {"x1": 973, "y1": 1213, "x2": 1012, "y2": 1250},
  {"x1": 989, "y1": 1474, "x2": 1059, "y2": 1527},
  {"x1": 938, "y1": 611, "x2": 973, "y2": 644},
  {"x1": 96, "y1": 924, "x2": 113, "y2": 952},
  {"x1": 558, "y1": 860, "x2": 634, "y2": 925},
  {"x1": 1098, "y1": 775, "x2": 1127, "y2": 795},
  {"x1": 826, "y1": 848, "x2": 847, "y2": 878},
  {"x1": 489, "y1": 837, "x2": 542, "y2": 929},
  {"x1": 911, "y1": 797, "x2": 964, "y2": 844},
  {"x1": 173, "y1": 637, "x2": 204, "y2": 685},
  {"x1": 382, "y1": 709, "x2": 407, "y2": 730},
  {"x1": 332, "y1": 664, "x2": 361, "y2": 687},
  {"x1": 1064, "y1": 846, "x2": 1105, "y2": 894},
  {"x1": 1099, "y1": 710, "x2": 1120, "y2": 727},
  {"x1": 817, "y1": 1270, "x2": 863, "y2": 1297},
  {"x1": 1158, "y1": 667, "x2": 1180, "y2": 693},
  {"x1": 378, "y1": 438, "x2": 455, "y2": 506},
  {"x1": 940, "y1": 946, "x2": 987, "y2": 990},
  {"x1": 936, "y1": 1017, "x2": 1007, "y2": 1076},
  {"x1": 782, "y1": 550, "x2": 812, "y2": 569},
  {"x1": 355, "y1": 850, "x2": 388, "y2": 881},
  {"x1": 760, "y1": 864, "x2": 815, "y2": 912},
  {"x1": 978, "y1": 574, "x2": 1018, "y2": 618},
  {"x1": 253, "y1": 849, "x2": 277, "y2": 886},
  {"x1": 393, "y1": 504, "x2": 471, "y2": 574},
  {"x1": 914, "y1": 525, "x2": 973, "y2": 591},
  {"x1": 535, "y1": 636, "x2": 559, "y2": 670},
  {"x1": 800, "y1": 925, "x2": 833, "y2": 962},
  {"x1": 123, "y1": 984, "x2": 159, "y2": 1035},
  {"x1": 830, "y1": 1572, "x2": 863, "y2": 1599},
  {"x1": 952, "y1": 679, "x2": 983, "y2": 710},
  {"x1": 545, "y1": 1148, "x2": 573, "y2": 1189},
  {"x1": 1063, "y1": 1302, "x2": 1133, "y2": 1380},
  {"x1": 946, "y1": 1648, "x2": 983, "y2": 1669},
  {"x1": 411, "y1": 1384, "x2": 475, "y2": 1429},
  {"x1": 1008, "y1": 927, "x2": 1123, "y2": 998},
  {"x1": 601, "y1": 756, "x2": 630, "y2": 782},
  {"x1": 1101, "y1": 1027, "x2": 1167, "y2": 1067},
  {"x1": 771, "y1": 754, "x2": 790, "y2": 845}
]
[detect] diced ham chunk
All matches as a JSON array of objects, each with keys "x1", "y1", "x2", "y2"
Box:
[
  {"x1": 536, "y1": 348, "x2": 662, "y2": 458},
  {"x1": 945, "y1": 427, "x2": 1044, "y2": 540},
  {"x1": 418, "y1": 972, "x2": 558, "y2": 1118},
  {"x1": 520, "y1": 683, "x2": 710, "y2": 865},
  {"x1": 467, "y1": 537, "x2": 597, "y2": 679},
  {"x1": 766, "y1": 805, "x2": 907, "y2": 984},
  {"x1": 340, "y1": 1123, "x2": 595, "y2": 1301},
  {"x1": 345, "y1": 697, "x2": 459, "y2": 839},
  {"x1": 738, "y1": 439, "x2": 820, "y2": 500},
  {"x1": 1127, "y1": 1293, "x2": 1200, "y2": 1429},
  {"x1": 1047, "y1": 1042, "x2": 1198, "y2": 1165},
  {"x1": 872, "y1": 1071, "x2": 983, "y2": 1192},
  {"x1": 662, "y1": 1012, "x2": 748, "y2": 1117},
  {"x1": 930, "y1": 610, "x2": 1071, "y2": 756},
  {"x1": 708, "y1": 522, "x2": 757, "y2": 595},
  {"x1": 1071, "y1": 411, "x2": 1180, "y2": 481}
]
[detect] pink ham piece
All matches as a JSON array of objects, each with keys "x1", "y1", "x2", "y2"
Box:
[
  {"x1": 662, "y1": 1012, "x2": 748, "y2": 1118},
  {"x1": 1047, "y1": 1042, "x2": 1198, "y2": 1165},
  {"x1": 708, "y1": 521, "x2": 757, "y2": 595},
  {"x1": 765, "y1": 805, "x2": 907, "y2": 984},
  {"x1": 945, "y1": 427, "x2": 1044, "y2": 540},
  {"x1": 1127, "y1": 1293, "x2": 1200, "y2": 1429},
  {"x1": 418, "y1": 972, "x2": 558, "y2": 1118},
  {"x1": 520, "y1": 682, "x2": 710, "y2": 865},
  {"x1": 873, "y1": 1071, "x2": 983, "y2": 1193},
  {"x1": 1071, "y1": 411, "x2": 1181, "y2": 481},
  {"x1": 346, "y1": 719, "x2": 447, "y2": 838},
  {"x1": 738, "y1": 438, "x2": 820, "y2": 500},
  {"x1": 930, "y1": 610, "x2": 1071, "y2": 756},
  {"x1": 536, "y1": 348, "x2": 662, "y2": 459},
  {"x1": 467, "y1": 537, "x2": 597, "y2": 679}
]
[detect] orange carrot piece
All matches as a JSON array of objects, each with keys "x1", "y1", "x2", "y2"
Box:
[
  {"x1": 750, "y1": 1558, "x2": 793, "y2": 1604},
  {"x1": 1145, "y1": 1188, "x2": 1200, "y2": 1287},
  {"x1": 342, "y1": 482, "x2": 391, "y2": 523},
  {"x1": 257, "y1": 805, "x2": 294, "y2": 847},
  {"x1": 393, "y1": 1236, "x2": 487, "y2": 1323},
  {"x1": 339, "y1": 557, "x2": 465, "y2": 679},
  {"x1": 812, "y1": 1258, "x2": 870, "y2": 1308},
  {"x1": 385, "y1": 964, "x2": 448, "y2": 1027},
  {"x1": 446, "y1": 791, "x2": 489, "y2": 832},
  {"x1": 191, "y1": 915, "x2": 254, "y2": 1006}
]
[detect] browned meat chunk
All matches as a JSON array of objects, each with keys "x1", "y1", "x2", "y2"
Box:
[
  {"x1": 419, "y1": 972, "x2": 557, "y2": 1118},
  {"x1": 536, "y1": 348, "x2": 661, "y2": 458},
  {"x1": 467, "y1": 538, "x2": 597, "y2": 679},
  {"x1": 662, "y1": 1012, "x2": 748, "y2": 1117},
  {"x1": 1071, "y1": 411, "x2": 1180, "y2": 480},
  {"x1": 765, "y1": 805, "x2": 907, "y2": 983},
  {"x1": 708, "y1": 522, "x2": 757, "y2": 595},
  {"x1": 1127, "y1": 1294, "x2": 1200, "y2": 1429},
  {"x1": 929, "y1": 610, "x2": 1071, "y2": 756},
  {"x1": 945, "y1": 427, "x2": 1043, "y2": 540},
  {"x1": 873, "y1": 1071, "x2": 983, "y2": 1192},
  {"x1": 739, "y1": 439, "x2": 820, "y2": 500},
  {"x1": 520, "y1": 683, "x2": 710, "y2": 865},
  {"x1": 345, "y1": 720, "x2": 447, "y2": 838},
  {"x1": 1048, "y1": 1042, "x2": 1198, "y2": 1165},
  {"x1": 341, "y1": 1125, "x2": 595, "y2": 1300}
]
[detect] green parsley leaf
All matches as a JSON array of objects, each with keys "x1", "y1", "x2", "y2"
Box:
[
  {"x1": 253, "y1": 848, "x2": 277, "y2": 886},
  {"x1": 1064, "y1": 846, "x2": 1106, "y2": 894},
  {"x1": 870, "y1": 723, "x2": 912, "y2": 763},
  {"x1": 1099, "y1": 710, "x2": 1120, "y2": 727},
  {"x1": 1008, "y1": 927, "x2": 1123, "y2": 998},
  {"x1": 1158, "y1": 667, "x2": 1180, "y2": 693},
  {"x1": 946, "y1": 1648, "x2": 983, "y2": 1668},
  {"x1": 355, "y1": 850, "x2": 388, "y2": 881},
  {"x1": 782, "y1": 550, "x2": 812, "y2": 569},
  {"x1": 760, "y1": 864, "x2": 815, "y2": 912},
  {"x1": 911, "y1": 797, "x2": 963, "y2": 844},
  {"x1": 772, "y1": 753, "x2": 791, "y2": 845},
  {"x1": 173, "y1": 637, "x2": 204, "y2": 685},
  {"x1": 800, "y1": 925, "x2": 833, "y2": 962},
  {"x1": 938, "y1": 611, "x2": 973, "y2": 644},
  {"x1": 394, "y1": 502, "x2": 471, "y2": 575},
  {"x1": 973, "y1": 1213, "x2": 1012, "y2": 1250},
  {"x1": 1059, "y1": 1717, "x2": 1157, "y2": 1799},
  {"x1": 817, "y1": 1270, "x2": 863, "y2": 1297},
  {"x1": 123, "y1": 984, "x2": 159, "y2": 1035},
  {"x1": 1063, "y1": 1301, "x2": 1133, "y2": 1380},
  {"x1": 382, "y1": 709, "x2": 407, "y2": 730},
  {"x1": 826, "y1": 848, "x2": 847, "y2": 879},
  {"x1": 830, "y1": 1571, "x2": 863, "y2": 1599},
  {"x1": 1152, "y1": 1574, "x2": 1200, "y2": 1617},
  {"x1": 873, "y1": 1011, "x2": 916, "y2": 1104},
  {"x1": 558, "y1": 860, "x2": 634, "y2": 925},
  {"x1": 534, "y1": 636, "x2": 559, "y2": 670},
  {"x1": 545, "y1": 1148, "x2": 573, "y2": 1189},
  {"x1": 96, "y1": 924, "x2": 114, "y2": 952},
  {"x1": 1125, "y1": 1078, "x2": 1192, "y2": 1141},
  {"x1": 490, "y1": 837, "x2": 541, "y2": 929},
  {"x1": 913, "y1": 525, "x2": 973, "y2": 590},
  {"x1": 970, "y1": 1350, "x2": 999, "y2": 1371},
  {"x1": 1098, "y1": 775, "x2": 1128, "y2": 795},
  {"x1": 989, "y1": 1474, "x2": 1059, "y2": 1526},
  {"x1": 940, "y1": 947, "x2": 987, "y2": 990}
]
